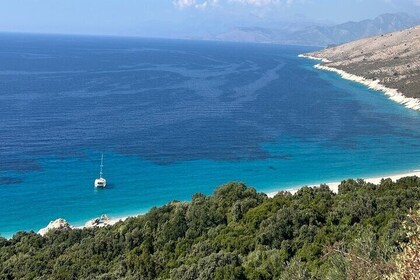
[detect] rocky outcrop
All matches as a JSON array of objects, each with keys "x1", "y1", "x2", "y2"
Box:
[
  {"x1": 37, "y1": 214, "x2": 122, "y2": 236},
  {"x1": 38, "y1": 218, "x2": 73, "y2": 236},
  {"x1": 84, "y1": 214, "x2": 112, "y2": 228}
]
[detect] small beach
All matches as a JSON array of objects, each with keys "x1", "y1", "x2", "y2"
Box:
[
  {"x1": 102, "y1": 169, "x2": 420, "y2": 223},
  {"x1": 266, "y1": 169, "x2": 420, "y2": 197},
  {"x1": 35, "y1": 169, "x2": 420, "y2": 236}
]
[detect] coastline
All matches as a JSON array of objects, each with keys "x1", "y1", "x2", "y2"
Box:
[
  {"x1": 34, "y1": 169, "x2": 420, "y2": 236},
  {"x1": 298, "y1": 54, "x2": 420, "y2": 111},
  {"x1": 266, "y1": 169, "x2": 420, "y2": 198},
  {"x1": 298, "y1": 54, "x2": 331, "y2": 63}
]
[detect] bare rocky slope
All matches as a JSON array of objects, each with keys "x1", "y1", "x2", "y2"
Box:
[{"x1": 306, "y1": 25, "x2": 420, "y2": 99}]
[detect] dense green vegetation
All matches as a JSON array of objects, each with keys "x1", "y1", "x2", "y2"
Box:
[{"x1": 1, "y1": 176, "x2": 419, "y2": 279}]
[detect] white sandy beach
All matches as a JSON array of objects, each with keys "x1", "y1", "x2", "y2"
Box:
[
  {"x1": 100, "y1": 170, "x2": 420, "y2": 224},
  {"x1": 87, "y1": 170, "x2": 420, "y2": 226},
  {"x1": 266, "y1": 170, "x2": 420, "y2": 198},
  {"x1": 299, "y1": 54, "x2": 420, "y2": 111},
  {"x1": 37, "y1": 169, "x2": 420, "y2": 236}
]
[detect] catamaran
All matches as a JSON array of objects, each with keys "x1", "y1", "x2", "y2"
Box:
[{"x1": 94, "y1": 153, "x2": 106, "y2": 188}]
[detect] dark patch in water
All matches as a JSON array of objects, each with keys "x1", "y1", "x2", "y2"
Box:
[
  {"x1": 0, "y1": 159, "x2": 42, "y2": 173},
  {"x1": 0, "y1": 177, "x2": 23, "y2": 185},
  {"x1": 0, "y1": 34, "x2": 418, "y2": 170}
]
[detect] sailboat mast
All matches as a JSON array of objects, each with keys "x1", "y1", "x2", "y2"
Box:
[{"x1": 100, "y1": 153, "x2": 103, "y2": 178}]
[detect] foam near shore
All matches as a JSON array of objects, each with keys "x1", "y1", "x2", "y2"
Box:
[
  {"x1": 266, "y1": 170, "x2": 420, "y2": 198},
  {"x1": 298, "y1": 54, "x2": 331, "y2": 63},
  {"x1": 314, "y1": 64, "x2": 420, "y2": 111},
  {"x1": 298, "y1": 54, "x2": 420, "y2": 111}
]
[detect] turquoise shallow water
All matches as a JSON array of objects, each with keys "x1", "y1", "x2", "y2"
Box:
[{"x1": 0, "y1": 34, "x2": 419, "y2": 237}]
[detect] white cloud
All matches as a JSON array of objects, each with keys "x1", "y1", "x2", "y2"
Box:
[
  {"x1": 173, "y1": 0, "x2": 194, "y2": 8},
  {"x1": 173, "y1": 0, "x2": 219, "y2": 9}
]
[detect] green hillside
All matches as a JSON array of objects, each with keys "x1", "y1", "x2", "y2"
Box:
[{"x1": 1, "y1": 177, "x2": 419, "y2": 279}]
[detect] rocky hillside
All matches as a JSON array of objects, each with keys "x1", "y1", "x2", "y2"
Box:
[
  {"x1": 306, "y1": 25, "x2": 420, "y2": 99},
  {"x1": 292, "y1": 13, "x2": 420, "y2": 46},
  {"x1": 213, "y1": 13, "x2": 420, "y2": 46}
]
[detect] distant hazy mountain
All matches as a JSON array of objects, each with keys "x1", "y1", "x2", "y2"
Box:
[
  {"x1": 292, "y1": 13, "x2": 420, "y2": 46},
  {"x1": 213, "y1": 13, "x2": 420, "y2": 46}
]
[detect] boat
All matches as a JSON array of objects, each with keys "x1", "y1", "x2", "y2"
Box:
[{"x1": 94, "y1": 153, "x2": 107, "y2": 188}]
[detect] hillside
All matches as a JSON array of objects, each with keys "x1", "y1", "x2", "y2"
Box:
[
  {"x1": 213, "y1": 13, "x2": 420, "y2": 46},
  {"x1": 306, "y1": 25, "x2": 420, "y2": 100},
  {"x1": 0, "y1": 177, "x2": 419, "y2": 279},
  {"x1": 290, "y1": 13, "x2": 420, "y2": 46}
]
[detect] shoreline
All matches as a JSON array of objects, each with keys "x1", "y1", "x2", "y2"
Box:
[
  {"x1": 298, "y1": 54, "x2": 420, "y2": 111},
  {"x1": 34, "y1": 169, "x2": 420, "y2": 236},
  {"x1": 298, "y1": 54, "x2": 331, "y2": 63},
  {"x1": 266, "y1": 169, "x2": 420, "y2": 198}
]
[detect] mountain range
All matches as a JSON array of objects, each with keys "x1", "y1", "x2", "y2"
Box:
[{"x1": 211, "y1": 13, "x2": 420, "y2": 46}]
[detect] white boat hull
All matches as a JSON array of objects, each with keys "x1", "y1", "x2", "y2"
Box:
[{"x1": 94, "y1": 178, "x2": 106, "y2": 188}]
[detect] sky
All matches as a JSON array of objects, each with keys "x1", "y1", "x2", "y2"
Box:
[{"x1": 0, "y1": 0, "x2": 418, "y2": 37}]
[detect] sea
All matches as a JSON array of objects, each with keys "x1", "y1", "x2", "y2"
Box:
[{"x1": 0, "y1": 33, "x2": 419, "y2": 237}]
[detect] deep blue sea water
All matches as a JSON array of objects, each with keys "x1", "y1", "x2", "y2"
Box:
[{"x1": 0, "y1": 33, "x2": 419, "y2": 237}]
